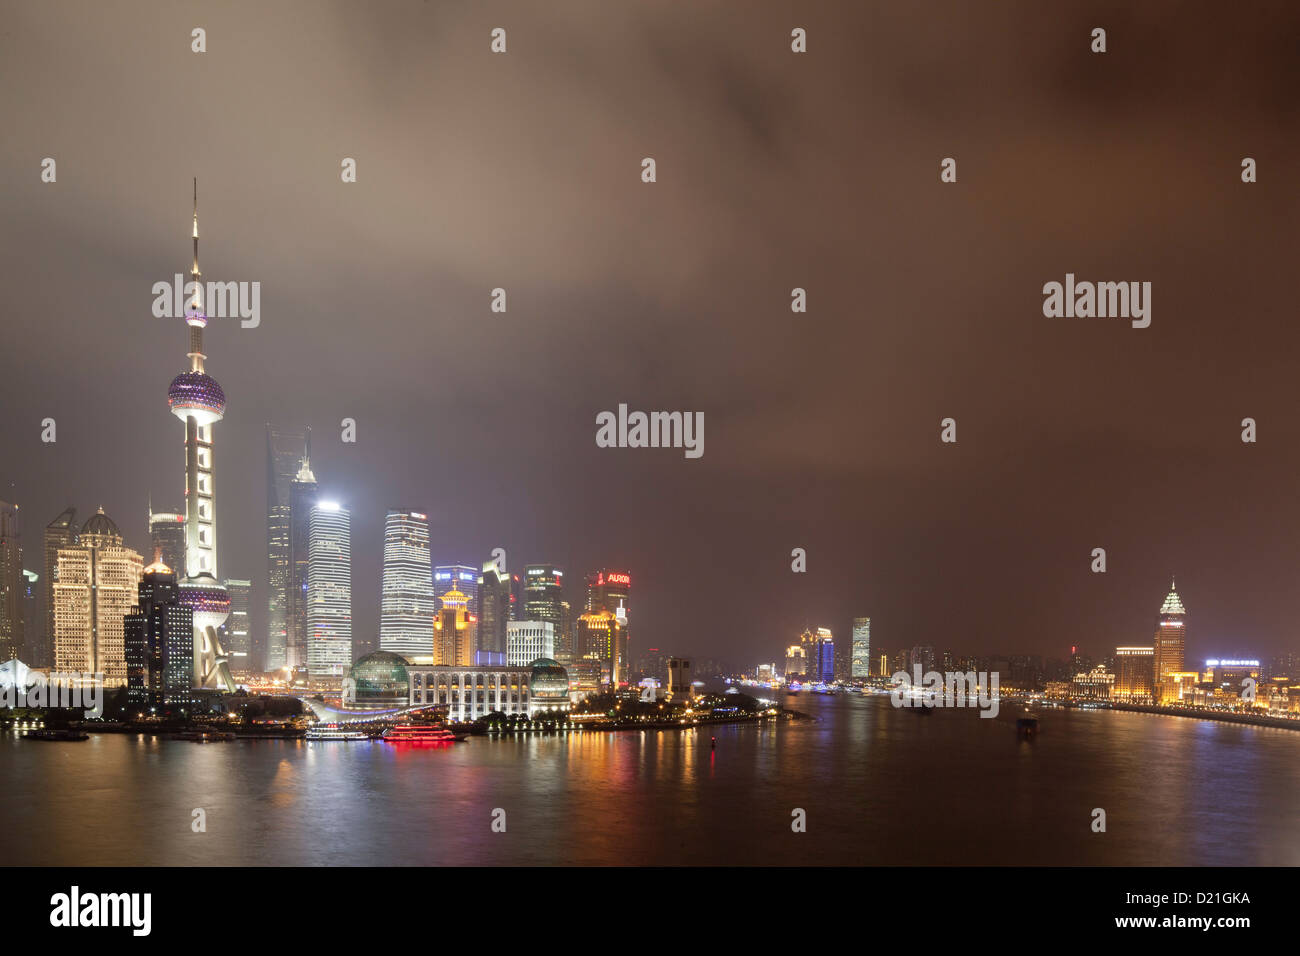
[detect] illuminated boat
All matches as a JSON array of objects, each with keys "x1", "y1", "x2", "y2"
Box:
[
  {"x1": 305, "y1": 722, "x2": 369, "y2": 741},
  {"x1": 381, "y1": 723, "x2": 462, "y2": 744},
  {"x1": 24, "y1": 728, "x2": 89, "y2": 741}
]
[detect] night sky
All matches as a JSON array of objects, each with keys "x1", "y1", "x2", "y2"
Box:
[{"x1": 3, "y1": 1, "x2": 1299, "y2": 668}]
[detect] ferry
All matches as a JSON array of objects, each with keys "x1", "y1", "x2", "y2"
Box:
[
  {"x1": 305, "y1": 722, "x2": 369, "y2": 741},
  {"x1": 24, "y1": 728, "x2": 89, "y2": 741},
  {"x1": 381, "y1": 723, "x2": 462, "y2": 744}
]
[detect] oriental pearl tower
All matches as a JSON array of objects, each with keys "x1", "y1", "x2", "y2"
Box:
[{"x1": 167, "y1": 181, "x2": 236, "y2": 692}]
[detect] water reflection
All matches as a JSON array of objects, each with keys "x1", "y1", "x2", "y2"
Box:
[{"x1": 2, "y1": 694, "x2": 1298, "y2": 865}]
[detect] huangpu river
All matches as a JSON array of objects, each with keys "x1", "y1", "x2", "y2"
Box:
[{"x1": 3, "y1": 691, "x2": 1299, "y2": 866}]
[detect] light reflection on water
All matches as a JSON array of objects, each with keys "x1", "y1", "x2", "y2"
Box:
[{"x1": 2, "y1": 693, "x2": 1297, "y2": 865}]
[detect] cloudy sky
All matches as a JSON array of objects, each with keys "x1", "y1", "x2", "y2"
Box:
[{"x1": 3, "y1": 0, "x2": 1299, "y2": 667}]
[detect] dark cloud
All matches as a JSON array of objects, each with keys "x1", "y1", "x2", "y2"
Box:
[{"x1": 2, "y1": 0, "x2": 1298, "y2": 668}]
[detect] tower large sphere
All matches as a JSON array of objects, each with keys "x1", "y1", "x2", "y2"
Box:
[{"x1": 168, "y1": 371, "x2": 226, "y2": 424}]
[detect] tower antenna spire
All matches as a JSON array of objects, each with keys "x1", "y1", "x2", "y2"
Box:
[{"x1": 191, "y1": 178, "x2": 200, "y2": 304}]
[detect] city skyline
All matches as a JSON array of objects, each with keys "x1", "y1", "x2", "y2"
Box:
[{"x1": 4, "y1": 3, "x2": 1300, "y2": 672}]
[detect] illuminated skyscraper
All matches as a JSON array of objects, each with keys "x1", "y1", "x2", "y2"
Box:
[
  {"x1": 435, "y1": 565, "x2": 479, "y2": 617},
  {"x1": 524, "y1": 564, "x2": 565, "y2": 659},
  {"x1": 509, "y1": 572, "x2": 522, "y2": 621},
  {"x1": 478, "y1": 559, "x2": 511, "y2": 656},
  {"x1": 380, "y1": 510, "x2": 435, "y2": 659},
  {"x1": 54, "y1": 509, "x2": 142, "y2": 685},
  {"x1": 19, "y1": 570, "x2": 39, "y2": 662},
  {"x1": 585, "y1": 569, "x2": 629, "y2": 669},
  {"x1": 585, "y1": 570, "x2": 630, "y2": 617},
  {"x1": 287, "y1": 432, "x2": 318, "y2": 670},
  {"x1": 1152, "y1": 578, "x2": 1186, "y2": 682},
  {"x1": 165, "y1": 182, "x2": 235, "y2": 692},
  {"x1": 435, "y1": 565, "x2": 477, "y2": 657},
  {"x1": 306, "y1": 502, "x2": 351, "y2": 681},
  {"x1": 433, "y1": 588, "x2": 473, "y2": 665},
  {"x1": 220, "y1": 578, "x2": 251, "y2": 666},
  {"x1": 265, "y1": 424, "x2": 306, "y2": 671},
  {"x1": 147, "y1": 506, "x2": 186, "y2": 577},
  {"x1": 0, "y1": 501, "x2": 22, "y2": 662},
  {"x1": 1114, "y1": 646, "x2": 1155, "y2": 702},
  {"x1": 41, "y1": 507, "x2": 77, "y2": 668},
  {"x1": 851, "y1": 617, "x2": 871, "y2": 678},
  {"x1": 576, "y1": 609, "x2": 628, "y2": 688},
  {"x1": 800, "y1": 627, "x2": 835, "y2": 683},
  {"x1": 1205, "y1": 659, "x2": 1259, "y2": 693},
  {"x1": 124, "y1": 559, "x2": 194, "y2": 713},
  {"x1": 507, "y1": 620, "x2": 555, "y2": 666}
]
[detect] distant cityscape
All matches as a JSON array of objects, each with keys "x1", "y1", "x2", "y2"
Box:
[
  {"x1": 751, "y1": 582, "x2": 1299, "y2": 722},
  {"x1": 0, "y1": 188, "x2": 1295, "y2": 732}
]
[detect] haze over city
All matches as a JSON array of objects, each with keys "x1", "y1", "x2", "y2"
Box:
[{"x1": 3, "y1": 1, "x2": 1299, "y2": 671}]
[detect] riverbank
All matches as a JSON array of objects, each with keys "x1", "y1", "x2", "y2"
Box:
[{"x1": 1106, "y1": 702, "x2": 1300, "y2": 731}]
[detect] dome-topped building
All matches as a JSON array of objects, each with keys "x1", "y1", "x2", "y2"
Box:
[
  {"x1": 344, "y1": 650, "x2": 412, "y2": 707},
  {"x1": 529, "y1": 658, "x2": 570, "y2": 715},
  {"x1": 79, "y1": 507, "x2": 121, "y2": 541}
]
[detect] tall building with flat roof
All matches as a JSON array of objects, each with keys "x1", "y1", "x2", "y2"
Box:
[
  {"x1": 20, "y1": 569, "x2": 39, "y2": 662},
  {"x1": 507, "y1": 620, "x2": 555, "y2": 667},
  {"x1": 524, "y1": 564, "x2": 566, "y2": 659},
  {"x1": 221, "y1": 578, "x2": 251, "y2": 666},
  {"x1": 435, "y1": 565, "x2": 479, "y2": 616},
  {"x1": 379, "y1": 510, "x2": 435, "y2": 659},
  {"x1": 851, "y1": 617, "x2": 871, "y2": 678},
  {"x1": 586, "y1": 570, "x2": 630, "y2": 618},
  {"x1": 265, "y1": 424, "x2": 306, "y2": 671},
  {"x1": 1114, "y1": 646, "x2": 1155, "y2": 702},
  {"x1": 478, "y1": 560, "x2": 511, "y2": 657},
  {"x1": 576, "y1": 610, "x2": 627, "y2": 687},
  {"x1": 306, "y1": 502, "x2": 351, "y2": 682},
  {"x1": 125, "y1": 560, "x2": 194, "y2": 713},
  {"x1": 42, "y1": 507, "x2": 77, "y2": 668},
  {"x1": 0, "y1": 501, "x2": 22, "y2": 663},
  {"x1": 147, "y1": 507, "x2": 186, "y2": 577}
]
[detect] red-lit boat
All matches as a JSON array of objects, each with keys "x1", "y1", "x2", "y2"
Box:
[{"x1": 381, "y1": 723, "x2": 462, "y2": 744}]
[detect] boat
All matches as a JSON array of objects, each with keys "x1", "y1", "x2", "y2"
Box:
[
  {"x1": 1016, "y1": 713, "x2": 1040, "y2": 737},
  {"x1": 306, "y1": 722, "x2": 369, "y2": 741},
  {"x1": 381, "y1": 723, "x2": 462, "y2": 744},
  {"x1": 24, "y1": 728, "x2": 89, "y2": 741}
]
